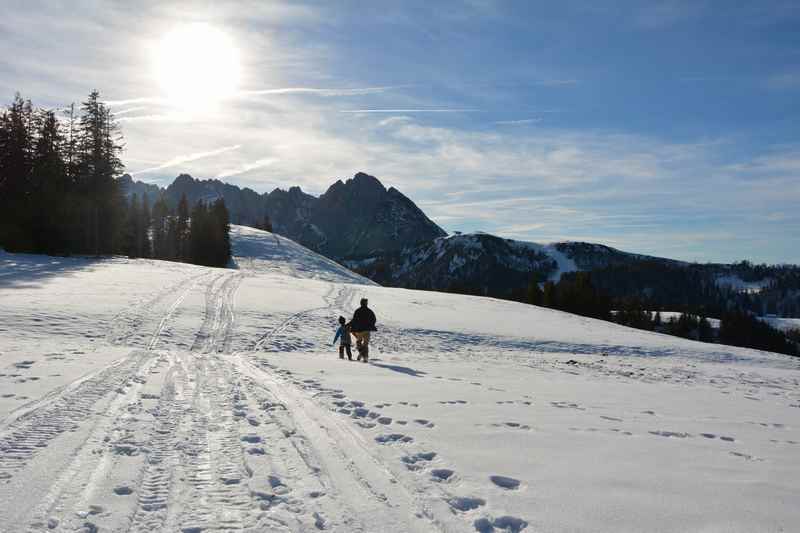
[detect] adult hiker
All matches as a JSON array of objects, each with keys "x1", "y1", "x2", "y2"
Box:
[{"x1": 350, "y1": 298, "x2": 377, "y2": 362}]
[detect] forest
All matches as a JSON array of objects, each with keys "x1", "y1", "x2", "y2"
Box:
[{"x1": 0, "y1": 92, "x2": 231, "y2": 267}]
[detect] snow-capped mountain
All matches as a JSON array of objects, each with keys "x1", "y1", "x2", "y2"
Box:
[
  {"x1": 348, "y1": 233, "x2": 800, "y2": 317},
  {"x1": 345, "y1": 232, "x2": 575, "y2": 292},
  {"x1": 1, "y1": 226, "x2": 798, "y2": 532}
]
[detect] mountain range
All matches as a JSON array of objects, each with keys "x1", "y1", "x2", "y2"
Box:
[
  {"x1": 119, "y1": 172, "x2": 445, "y2": 259},
  {"x1": 120, "y1": 172, "x2": 800, "y2": 318}
]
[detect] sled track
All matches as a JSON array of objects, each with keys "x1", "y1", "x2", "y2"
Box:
[
  {"x1": 190, "y1": 271, "x2": 243, "y2": 354},
  {"x1": 0, "y1": 351, "x2": 153, "y2": 480},
  {"x1": 127, "y1": 352, "x2": 192, "y2": 533},
  {"x1": 250, "y1": 284, "x2": 342, "y2": 354},
  {"x1": 106, "y1": 271, "x2": 210, "y2": 349}
]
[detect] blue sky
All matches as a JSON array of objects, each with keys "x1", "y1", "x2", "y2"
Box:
[{"x1": 1, "y1": 1, "x2": 799, "y2": 263}]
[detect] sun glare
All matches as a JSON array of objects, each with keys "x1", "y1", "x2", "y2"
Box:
[{"x1": 154, "y1": 23, "x2": 240, "y2": 108}]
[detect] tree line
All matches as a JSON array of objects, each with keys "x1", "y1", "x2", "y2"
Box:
[
  {"x1": 0, "y1": 91, "x2": 231, "y2": 267},
  {"x1": 517, "y1": 271, "x2": 798, "y2": 357}
]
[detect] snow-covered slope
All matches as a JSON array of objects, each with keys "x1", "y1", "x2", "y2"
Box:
[
  {"x1": 230, "y1": 224, "x2": 374, "y2": 285},
  {"x1": 1, "y1": 227, "x2": 799, "y2": 532}
]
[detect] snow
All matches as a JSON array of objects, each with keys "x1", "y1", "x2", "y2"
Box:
[
  {"x1": 512, "y1": 240, "x2": 577, "y2": 281},
  {"x1": 652, "y1": 311, "x2": 722, "y2": 329},
  {"x1": 715, "y1": 274, "x2": 772, "y2": 294},
  {"x1": 1, "y1": 226, "x2": 799, "y2": 532},
  {"x1": 759, "y1": 316, "x2": 800, "y2": 332}
]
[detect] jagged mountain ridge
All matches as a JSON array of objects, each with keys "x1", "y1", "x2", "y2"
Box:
[
  {"x1": 118, "y1": 172, "x2": 800, "y2": 317},
  {"x1": 119, "y1": 171, "x2": 446, "y2": 258}
]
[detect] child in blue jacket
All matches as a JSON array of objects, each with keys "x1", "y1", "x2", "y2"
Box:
[{"x1": 332, "y1": 316, "x2": 353, "y2": 360}]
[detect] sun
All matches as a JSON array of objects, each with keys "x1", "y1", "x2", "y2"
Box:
[{"x1": 154, "y1": 23, "x2": 241, "y2": 108}]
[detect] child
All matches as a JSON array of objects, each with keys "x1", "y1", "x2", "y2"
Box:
[{"x1": 332, "y1": 316, "x2": 353, "y2": 360}]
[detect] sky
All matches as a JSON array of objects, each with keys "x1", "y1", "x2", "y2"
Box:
[{"x1": 1, "y1": 0, "x2": 799, "y2": 264}]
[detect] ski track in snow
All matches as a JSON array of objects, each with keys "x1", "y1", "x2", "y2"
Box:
[
  {"x1": 0, "y1": 267, "x2": 475, "y2": 532},
  {"x1": 2, "y1": 228, "x2": 799, "y2": 532}
]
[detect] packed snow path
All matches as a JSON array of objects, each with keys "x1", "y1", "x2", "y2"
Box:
[{"x1": 1, "y1": 226, "x2": 799, "y2": 532}]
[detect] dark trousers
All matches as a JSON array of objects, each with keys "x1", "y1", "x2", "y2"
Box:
[{"x1": 339, "y1": 344, "x2": 352, "y2": 360}]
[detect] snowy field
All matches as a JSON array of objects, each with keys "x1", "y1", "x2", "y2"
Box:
[{"x1": 1, "y1": 225, "x2": 799, "y2": 532}]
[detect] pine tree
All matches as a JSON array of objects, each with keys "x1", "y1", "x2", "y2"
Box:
[
  {"x1": 211, "y1": 198, "x2": 232, "y2": 267},
  {"x1": 151, "y1": 196, "x2": 169, "y2": 259},
  {"x1": 75, "y1": 90, "x2": 124, "y2": 255},
  {"x1": 165, "y1": 216, "x2": 179, "y2": 261},
  {"x1": 526, "y1": 274, "x2": 543, "y2": 306},
  {"x1": 542, "y1": 282, "x2": 557, "y2": 308},
  {"x1": 189, "y1": 201, "x2": 208, "y2": 265},
  {"x1": 30, "y1": 110, "x2": 67, "y2": 253},
  {"x1": 176, "y1": 193, "x2": 189, "y2": 260},
  {"x1": 139, "y1": 194, "x2": 151, "y2": 258},
  {"x1": 125, "y1": 194, "x2": 141, "y2": 258},
  {"x1": 0, "y1": 94, "x2": 35, "y2": 250}
]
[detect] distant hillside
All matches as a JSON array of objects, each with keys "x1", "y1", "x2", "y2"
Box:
[
  {"x1": 347, "y1": 233, "x2": 800, "y2": 318},
  {"x1": 119, "y1": 172, "x2": 446, "y2": 259}
]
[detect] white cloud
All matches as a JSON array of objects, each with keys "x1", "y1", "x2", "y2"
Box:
[
  {"x1": 239, "y1": 86, "x2": 403, "y2": 97},
  {"x1": 131, "y1": 145, "x2": 242, "y2": 176},
  {"x1": 494, "y1": 118, "x2": 542, "y2": 125},
  {"x1": 217, "y1": 158, "x2": 278, "y2": 179}
]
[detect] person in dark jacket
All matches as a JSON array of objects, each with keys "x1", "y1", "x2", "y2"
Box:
[{"x1": 350, "y1": 298, "x2": 377, "y2": 362}]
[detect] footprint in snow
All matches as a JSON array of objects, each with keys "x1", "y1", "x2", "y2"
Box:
[
  {"x1": 489, "y1": 475, "x2": 521, "y2": 490},
  {"x1": 413, "y1": 419, "x2": 435, "y2": 428},
  {"x1": 375, "y1": 433, "x2": 413, "y2": 444},
  {"x1": 431, "y1": 469, "x2": 456, "y2": 483},
  {"x1": 448, "y1": 496, "x2": 486, "y2": 512},
  {"x1": 729, "y1": 451, "x2": 764, "y2": 461},
  {"x1": 700, "y1": 433, "x2": 735, "y2": 442},
  {"x1": 113, "y1": 486, "x2": 133, "y2": 495},
  {"x1": 474, "y1": 515, "x2": 528, "y2": 532},
  {"x1": 401, "y1": 451, "x2": 437, "y2": 470},
  {"x1": 649, "y1": 430, "x2": 690, "y2": 439}
]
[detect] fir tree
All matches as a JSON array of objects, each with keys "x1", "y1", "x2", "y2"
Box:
[{"x1": 176, "y1": 193, "x2": 189, "y2": 260}]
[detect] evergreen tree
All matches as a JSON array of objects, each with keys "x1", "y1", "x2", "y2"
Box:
[
  {"x1": 211, "y1": 198, "x2": 231, "y2": 266},
  {"x1": 75, "y1": 90, "x2": 124, "y2": 255},
  {"x1": 189, "y1": 201, "x2": 209, "y2": 265},
  {"x1": 125, "y1": 194, "x2": 141, "y2": 258},
  {"x1": 542, "y1": 282, "x2": 557, "y2": 308},
  {"x1": 698, "y1": 316, "x2": 714, "y2": 343},
  {"x1": 526, "y1": 274, "x2": 543, "y2": 306},
  {"x1": 139, "y1": 194, "x2": 151, "y2": 258},
  {"x1": 0, "y1": 94, "x2": 35, "y2": 250},
  {"x1": 151, "y1": 196, "x2": 170, "y2": 259},
  {"x1": 30, "y1": 110, "x2": 67, "y2": 253},
  {"x1": 176, "y1": 193, "x2": 189, "y2": 260},
  {"x1": 262, "y1": 213, "x2": 273, "y2": 232}
]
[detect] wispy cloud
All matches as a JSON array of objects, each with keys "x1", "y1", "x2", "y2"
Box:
[
  {"x1": 534, "y1": 79, "x2": 578, "y2": 87},
  {"x1": 766, "y1": 71, "x2": 800, "y2": 90},
  {"x1": 339, "y1": 108, "x2": 479, "y2": 113},
  {"x1": 495, "y1": 118, "x2": 542, "y2": 125},
  {"x1": 217, "y1": 158, "x2": 278, "y2": 179},
  {"x1": 114, "y1": 106, "x2": 148, "y2": 116},
  {"x1": 239, "y1": 86, "x2": 405, "y2": 97},
  {"x1": 104, "y1": 97, "x2": 163, "y2": 107},
  {"x1": 131, "y1": 145, "x2": 241, "y2": 176},
  {"x1": 117, "y1": 113, "x2": 184, "y2": 123}
]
